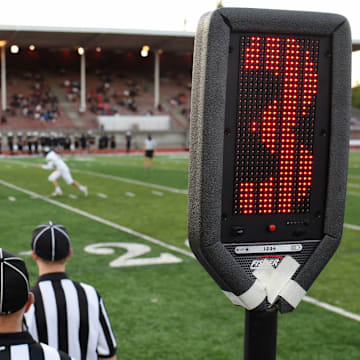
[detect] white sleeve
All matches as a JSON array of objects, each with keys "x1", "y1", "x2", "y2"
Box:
[
  {"x1": 42, "y1": 161, "x2": 54, "y2": 170},
  {"x1": 97, "y1": 297, "x2": 117, "y2": 357}
]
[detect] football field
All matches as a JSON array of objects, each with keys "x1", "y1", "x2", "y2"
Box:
[{"x1": 0, "y1": 152, "x2": 359, "y2": 360}]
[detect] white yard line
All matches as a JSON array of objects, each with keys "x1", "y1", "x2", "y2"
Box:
[
  {"x1": 125, "y1": 192, "x2": 135, "y2": 197},
  {"x1": 1, "y1": 178, "x2": 360, "y2": 321},
  {"x1": 0, "y1": 179, "x2": 194, "y2": 259},
  {"x1": 152, "y1": 191, "x2": 164, "y2": 196}
]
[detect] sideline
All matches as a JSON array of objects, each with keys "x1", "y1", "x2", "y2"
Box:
[{"x1": 0, "y1": 179, "x2": 359, "y2": 322}]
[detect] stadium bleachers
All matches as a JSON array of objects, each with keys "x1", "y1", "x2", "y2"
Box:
[
  {"x1": 0, "y1": 69, "x2": 191, "y2": 132},
  {"x1": 56, "y1": 71, "x2": 191, "y2": 129},
  {"x1": 2, "y1": 72, "x2": 74, "y2": 130},
  {"x1": 0, "y1": 48, "x2": 193, "y2": 133}
]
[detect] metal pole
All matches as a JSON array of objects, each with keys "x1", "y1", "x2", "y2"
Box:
[
  {"x1": 244, "y1": 308, "x2": 278, "y2": 360},
  {"x1": 154, "y1": 50, "x2": 160, "y2": 109},
  {"x1": 1, "y1": 46, "x2": 7, "y2": 111},
  {"x1": 79, "y1": 50, "x2": 86, "y2": 112}
]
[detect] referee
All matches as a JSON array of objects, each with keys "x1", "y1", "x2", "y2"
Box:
[
  {"x1": 143, "y1": 134, "x2": 156, "y2": 170},
  {"x1": 0, "y1": 248, "x2": 73, "y2": 359},
  {"x1": 25, "y1": 222, "x2": 117, "y2": 360}
]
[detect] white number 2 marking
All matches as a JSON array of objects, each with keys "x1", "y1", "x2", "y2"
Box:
[{"x1": 84, "y1": 242, "x2": 183, "y2": 267}]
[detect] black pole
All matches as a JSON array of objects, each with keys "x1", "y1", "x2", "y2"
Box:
[{"x1": 244, "y1": 308, "x2": 278, "y2": 360}]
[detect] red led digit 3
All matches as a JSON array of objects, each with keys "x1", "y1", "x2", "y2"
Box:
[{"x1": 234, "y1": 35, "x2": 318, "y2": 215}]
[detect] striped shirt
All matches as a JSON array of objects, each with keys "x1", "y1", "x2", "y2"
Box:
[
  {"x1": 24, "y1": 273, "x2": 117, "y2": 360},
  {"x1": 0, "y1": 331, "x2": 73, "y2": 359}
]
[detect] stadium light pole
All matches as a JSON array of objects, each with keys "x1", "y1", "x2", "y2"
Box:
[
  {"x1": 0, "y1": 41, "x2": 7, "y2": 112},
  {"x1": 154, "y1": 49, "x2": 160, "y2": 109},
  {"x1": 79, "y1": 47, "x2": 86, "y2": 113}
]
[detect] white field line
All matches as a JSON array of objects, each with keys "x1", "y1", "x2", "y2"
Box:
[
  {"x1": 347, "y1": 191, "x2": 360, "y2": 197},
  {"x1": 0, "y1": 159, "x2": 188, "y2": 195},
  {"x1": 1, "y1": 172, "x2": 360, "y2": 322},
  {"x1": 0, "y1": 179, "x2": 194, "y2": 259},
  {"x1": 125, "y1": 192, "x2": 135, "y2": 197},
  {"x1": 344, "y1": 223, "x2": 360, "y2": 231},
  {"x1": 303, "y1": 296, "x2": 360, "y2": 322},
  {"x1": 71, "y1": 168, "x2": 188, "y2": 195},
  {"x1": 152, "y1": 191, "x2": 164, "y2": 196}
]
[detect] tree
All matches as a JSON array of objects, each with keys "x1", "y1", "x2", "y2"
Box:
[
  {"x1": 352, "y1": 86, "x2": 360, "y2": 109},
  {"x1": 216, "y1": 0, "x2": 224, "y2": 8}
]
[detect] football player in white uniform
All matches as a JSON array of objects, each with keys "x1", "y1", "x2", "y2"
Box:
[{"x1": 38, "y1": 147, "x2": 88, "y2": 197}]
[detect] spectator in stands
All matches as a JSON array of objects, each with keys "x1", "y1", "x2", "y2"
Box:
[
  {"x1": 182, "y1": 108, "x2": 191, "y2": 122},
  {"x1": 128, "y1": 100, "x2": 138, "y2": 112},
  {"x1": 144, "y1": 134, "x2": 156, "y2": 170},
  {"x1": 8, "y1": 81, "x2": 61, "y2": 124}
]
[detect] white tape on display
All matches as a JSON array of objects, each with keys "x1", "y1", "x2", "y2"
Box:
[
  {"x1": 278, "y1": 278, "x2": 306, "y2": 308},
  {"x1": 223, "y1": 279, "x2": 266, "y2": 310},
  {"x1": 223, "y1": 256, "x2": 306, "y2": 310}
]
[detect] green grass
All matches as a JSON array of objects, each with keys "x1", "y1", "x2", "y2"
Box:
[{"x1": 0, "y1": 153, "x2": 359, "y2": 360}]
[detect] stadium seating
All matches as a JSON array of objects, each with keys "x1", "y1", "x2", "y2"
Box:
[
  {"x1": 2, "y1": 73, "x2": 74, "y2": 130},
  {"x1": 0, "y1": 52, "x2": 192, "y2": 132}
]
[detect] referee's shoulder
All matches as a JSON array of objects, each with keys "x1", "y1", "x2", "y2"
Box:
[
  {"x1": 75, "y1": 279, "x2": 102, "y2": 300},
  {"x1": 38, "y1": 342, "x2": 74, "y2": 359}
]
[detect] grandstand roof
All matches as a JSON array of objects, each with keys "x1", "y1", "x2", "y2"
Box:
[
  {"x1": 0, "y1": 25, "x2": 359, "y2": 53},
  {"x1": 0, "y1": 25, "x2": 195, "y2": 53},
  {"x1": 353, "y1": 39, "x2": 360, "y2": 51}
]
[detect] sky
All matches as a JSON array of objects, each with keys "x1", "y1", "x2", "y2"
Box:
[
  {"x1": 0, "y1": 0, "x2": 358, "y2": 36},
  {"x1": 0, "y1": 0, "x2": 359, "y2": 85}
]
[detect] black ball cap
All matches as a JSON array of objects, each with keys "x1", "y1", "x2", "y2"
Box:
[
  {"x1": 0, "y1": 249, "x2": 29, "y2": 315},
  {"x1": 32, "y1": 222, "x2": 71, "y2": 261}
]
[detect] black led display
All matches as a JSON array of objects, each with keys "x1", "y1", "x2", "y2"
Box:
[{"x1": 188, "y1": 8, "x2": 351, "y2": 313}]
